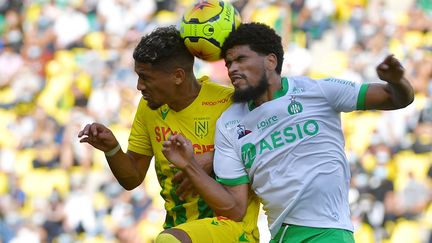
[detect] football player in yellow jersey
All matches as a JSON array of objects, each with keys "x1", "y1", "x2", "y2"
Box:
[{"x1": 78, "y1": 26, "x2": 260, "y2": 242}]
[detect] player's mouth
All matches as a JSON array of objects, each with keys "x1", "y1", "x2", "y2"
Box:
[
  {"x1": 230, "y1": 75, "x2": 245, "y2": 86},
  {"x1": 142, "y1": 92, "x2": 151, "y2": 100}
]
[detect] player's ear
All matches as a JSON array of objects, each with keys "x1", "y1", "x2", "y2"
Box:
[
  {"x1": 173, "y1": 68, "x2": 186, "y2": 85},
  {"x1": 265, "y1": 54, "x2": 277, "y2": 72}
]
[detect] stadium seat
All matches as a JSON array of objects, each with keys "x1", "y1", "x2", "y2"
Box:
[{"x1": 389, "y1": 220, "x2": 421, "y2": 243}]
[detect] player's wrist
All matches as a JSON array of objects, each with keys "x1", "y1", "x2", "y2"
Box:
[
  {"x1": 105, "y1": 143, "x2": 121, "y2": 157},
  {"x1": 182, "y1": 160, "x2": 201, "y2": 174}
]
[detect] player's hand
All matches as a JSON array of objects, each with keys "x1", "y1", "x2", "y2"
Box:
[
  {"x1": 78, "y1": 123, "x2": 119, "y2": 152},
  {"x1": 162, "y1": 134, "x2": 195, "y2": 170},
  {"x1": 172, "y1": 173, "x2": 196, "y2": 201},
  {"x1": 172, "y1": 152, "x2": 214, "y2": 200},
  {"x1": 376, "y1": 55, "x2": 405, "y2": 84}
]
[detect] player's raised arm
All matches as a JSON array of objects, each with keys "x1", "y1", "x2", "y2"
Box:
[
  {"x1": 162, "y1": 134, "x2": 249, "y2": 221},
  {"x1": 363, "y1": 55, "x2": 415, "y2": 110},
  {"x1": 78, "y1": 123, "x2": 152, "y2": 190}
]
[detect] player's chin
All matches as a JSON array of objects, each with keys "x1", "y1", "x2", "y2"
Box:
[{"x1": 147, "y1": 101, "x2": 163, "y2": 110}]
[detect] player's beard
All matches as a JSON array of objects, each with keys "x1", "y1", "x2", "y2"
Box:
[
  {"x1": 147, "y1": 101, "x2": 163, "y2": 110},
  {"x1": 142, "y1": 92, "x2": 163, "y2": 110},
  {"x1": 233, "y1": 73, "x2": 269, "y2": 103}
]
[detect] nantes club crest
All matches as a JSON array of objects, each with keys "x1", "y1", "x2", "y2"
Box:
[{"x1": 194, "y1": 118, "x2": 209, "y2": 138}]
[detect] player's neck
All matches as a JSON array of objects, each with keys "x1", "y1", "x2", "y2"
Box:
[
  {"x1": 253, "y1": 75, "x2": 282, "y2": 107},
  {"x1": 169, "y1": 77, "x2": 201, "y2": 112}
]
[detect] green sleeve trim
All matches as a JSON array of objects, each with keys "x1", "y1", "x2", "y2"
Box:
[
  {"x1": 216, "y1": 175, "x2": 249, "y2": 186},
  {"x1": 356, "y1": 84, "x2": 369, "y2": 110}
]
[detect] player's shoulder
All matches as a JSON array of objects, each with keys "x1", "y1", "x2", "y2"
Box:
[
  {"x1": 200, "y1": 76, "x2": 233, "y2": 92},
  {"x1": 286, "y1": 76, "x2": 325, "y2": 95},
  {"x1": 222, "y1": 103, "x2": 245, "y2": 117},
  {"x1": 217, "y1": 103, "x2": 245, "y2": 129},
  {"x1": 288, "y1": 76, "x2": 318, "y2": 86}
]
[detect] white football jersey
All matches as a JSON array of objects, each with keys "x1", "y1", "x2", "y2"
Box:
[{"x1": 214, "y1": 76, "x2": 368, "y2": 237}]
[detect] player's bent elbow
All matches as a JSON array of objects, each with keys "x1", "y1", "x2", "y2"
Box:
[
  {"x1": 217, "y1": 205, "x2": 246, "y2": 222},
  {"x1": 405, "y1": 94, "x2": 415, "y2": 107},
  {"x1": 393, "y1": 94, "x2": 414, "y2": 109},
  {"x1": 117, "y1": 177, "x2": 142, "y2": 191},
  {"x1": 121, "y1": 184, "x2": 138, "y2": 191}
]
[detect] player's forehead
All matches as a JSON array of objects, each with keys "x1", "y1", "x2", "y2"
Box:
[
  {"x1": 225, "y1": 45, "x2": 256, "y2": 60},
  {"x1": 134, "y1": 61, "x2": 165, "y2": 75}
]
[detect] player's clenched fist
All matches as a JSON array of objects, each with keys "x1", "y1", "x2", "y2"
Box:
[
  {"x1": 376, "y1": 55, "x2": 405, "y2": 84},
  {"x1": 162, "y1": 134, "x2": 195, "y2": 170},
  {"x1": 78, "y1": 123, "x2": 119, "y2": 153}
]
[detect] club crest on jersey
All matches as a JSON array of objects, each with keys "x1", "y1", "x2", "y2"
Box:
[
  {"x1": 288, "y1": 96, "x2": 303, "y2": 115},
  {"x1": 237, "y1": 124, "x2": 252, "y2": 139},
  {"x1": 194, "y1": 120, "x2": 209, "y2": 138},
  {"x1": 160, "y1": 106, "x2": 170, "y2": 120}
]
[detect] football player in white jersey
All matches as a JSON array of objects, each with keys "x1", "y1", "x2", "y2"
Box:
[{"x1": 162, "y1": 23, "x2": 414, "y2": 243}]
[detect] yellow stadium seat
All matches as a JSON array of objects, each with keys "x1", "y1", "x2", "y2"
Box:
[
  {"x1": 0, "y1": 172, "x2": 7, "y2": 195},
  {"x1": 342, "y1": 111, "x2": 381, "y2": 155},
  {"x1": 21, "y1": 169, "x2": 69, "y2": 198},
  {"x1": 83, "y1": 32, "x2": 106, "y2": 51},
  {"x1": 389, "y1": 220, "x2": 421, "y2": 243},
  {"x1": 354, "y1": 222, "x2": 375, "y2": 243},
  {"x1": 388, "y1": 39, "x2": 406, "y2": 59},
  {"x1": 419, "y1": 197, "x2": 432, "y2": 229},
  {"x1": 403, "y1": 31, "x2": 425, "y2": 51},
  {"x1": 393, "y1": 151, "x2": 431, "y2": 192},
  {"x1": 24, "y1": 4, "x2": 42, "y2": 24},
  {"x1": 15, "y1": 149, "x2": 36, "y2": 176},
  {"x1": 93, "y1": 191, "x2": 109, "y2": 211},
  {"x1": 309, "y1": 51, "x2": 348, "y2": 78},
  {"x1": 136, "y1": 208, "x2": 165, "y2": 242}
]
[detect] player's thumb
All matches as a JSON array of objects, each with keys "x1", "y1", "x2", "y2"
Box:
[{"x1": 378, "y1": 63, "x2": 389, "y2": 71}]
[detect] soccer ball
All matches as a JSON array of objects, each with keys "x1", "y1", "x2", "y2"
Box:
[{"x1": 180, "y1": 0, "x2": 241, "y2": 62}]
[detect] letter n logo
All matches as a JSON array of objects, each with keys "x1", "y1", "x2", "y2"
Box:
[
  {"x1": 195, "y1": 121, "x2": 209, "y2": 138},
  {"x1": 241, "y1": 143, "x2": 256, "y2": 169}
]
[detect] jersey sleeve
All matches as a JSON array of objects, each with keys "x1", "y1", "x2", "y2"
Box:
[
  {"x1": 214, "y1": 118, "x2": 250, "y2": 186},
  {"x1": 127, "y1": 98, "x2": 154, "y2": 156},
  {"x1": 318, "y1": 78, "x2": 369, "y2": 112}
]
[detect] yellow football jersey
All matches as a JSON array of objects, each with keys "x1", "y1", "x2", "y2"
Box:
[{"x1": 129, "y1": 77, "x2": 233, "y2": 227}]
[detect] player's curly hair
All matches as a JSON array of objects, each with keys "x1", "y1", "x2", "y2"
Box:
[
  {"x1": 133, "y1": 26, "x2": 194, "y2": 72},
  {"x1": 221, "y1": 22, "x2": 284, "y2": 74}
]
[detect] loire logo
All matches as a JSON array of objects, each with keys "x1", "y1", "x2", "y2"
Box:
[
  {"x1": 195, "y1": 120, "x2": 209, "y2": 138},
  {"x1": 288, "y1": 96, "x2": 303, "y2": 115},
  {"x1": 257, "y1": 115, "x2": 278, "y2": 130},
  {"x1": 241, "y1": 143, "x2": 256, "y2": 169}
]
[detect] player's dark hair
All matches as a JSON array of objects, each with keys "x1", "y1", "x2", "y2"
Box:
[
  {"x1": 133, "y1": 26, "x2": 194, "y2": 72},
  {"x1": 221, "y1": 22, "x2": 284, "y2": 74}
]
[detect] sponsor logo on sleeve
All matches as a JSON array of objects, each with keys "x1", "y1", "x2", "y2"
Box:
[{"x1": 323, "y1": 78, "x2": 355, "y2": 87}]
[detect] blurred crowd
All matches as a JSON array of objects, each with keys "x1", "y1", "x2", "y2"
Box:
[{"x1": 0, "y1": 0, "x2": 430, "y2": 242}]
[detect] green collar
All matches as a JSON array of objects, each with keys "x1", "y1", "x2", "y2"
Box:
[{"x1": 248, "y1": 77, "x2": 289, "y2": 111}]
